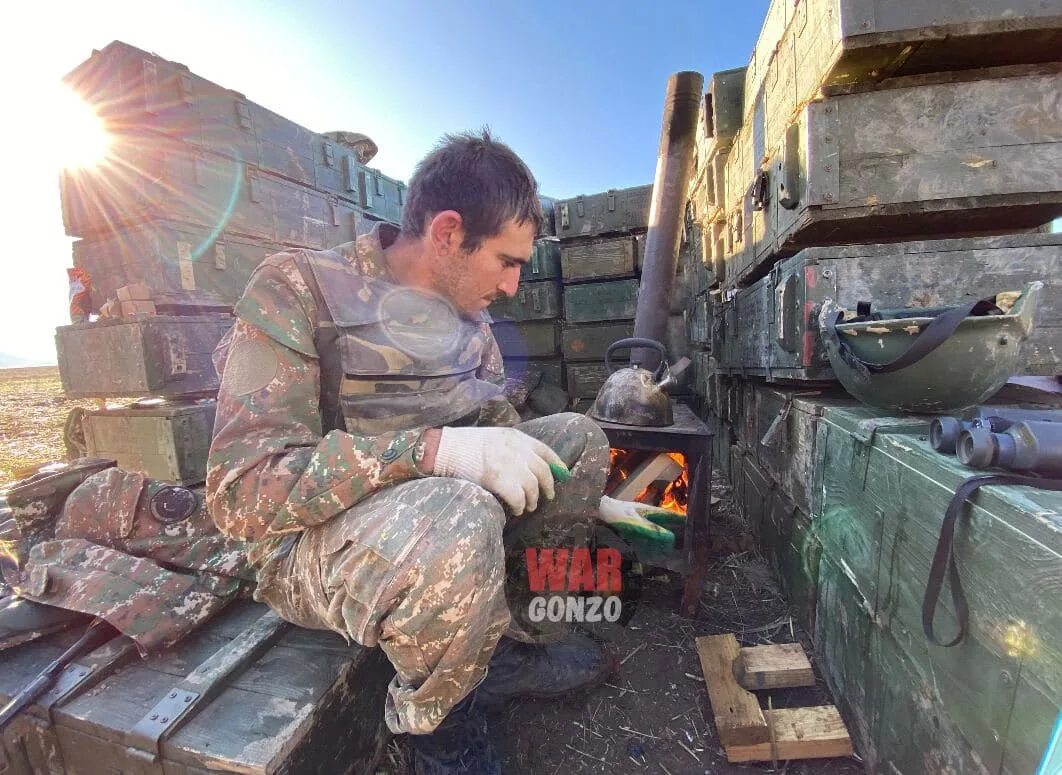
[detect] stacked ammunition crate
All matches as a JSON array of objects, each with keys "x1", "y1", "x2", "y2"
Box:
[
  {"x1": 687, "y1": 2, "x2": 1062, "y2": 771},
  {"x1": 491, "y1": 184, "x2": 666, "y2": 413},
  {"x1": 55, "y1": 41, "x2": 406, "y2": 484}
]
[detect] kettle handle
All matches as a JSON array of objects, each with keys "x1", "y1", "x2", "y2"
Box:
[{"x1": 605, "y1": 338, "x2": 669, "y2": 381}]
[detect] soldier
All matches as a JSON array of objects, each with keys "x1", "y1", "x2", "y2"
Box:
[{"x1": 207, "y1": 130, "x2": 668, "y2": 773}]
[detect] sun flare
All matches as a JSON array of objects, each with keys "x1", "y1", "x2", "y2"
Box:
[{"x1": 52, "y1": 86, "x2": 111, "y2": 170}]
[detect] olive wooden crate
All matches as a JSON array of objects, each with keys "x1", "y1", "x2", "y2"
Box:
[
  {"x1": 721, "y1": 68, "x2": 1062, "y2": 288},
  {"x1": 560, "y1": 236, "x2": 637, "y2": 282},
  {"x1": 489, "y1": 280, "x2": 562, "y2": 322},
  {"x1": 714, "y1": 234, "x2": 1062, "y2": 381},
  {"x1": 81, "y1": 399, "x2": 217, "y2": 485},
  {"x1": 503, "y1": 358, "x2": 564, "y2": 389},
  {"x1": 60, "y1": 138, "x2": 375, "y2": 246},
  {"x1": 64, "y1": 41, "x2": 406, "y2": 224},
  {"x1": 810, "y1": 404, "x2": 1062, "y2": 774},
  {"x1": 744, "y1": 0, "x2": 1062, "y2": 165},
  {"x1": 491, "y1": 320, "x2": 559, "y2": 359},
  {"x1": 72, "y1": 221, "x2": 288, "y2": 312},
  {"x1": 56, "y1": 315, "x2": 233, "y2": 398},
  {"x1": 0, "y1": 602, "x2": 393, "y2": 774},
  {"x1": 523, "y1": 240, "x2": 562, "y2": 281},
  {"x1": 565, "y1": 362, "x2": 611, "y2": 400},
  {"x1": 560, "y1": 321, "x2": 635, "y2": 362},
  {"x1": 563, "y1": 279, "x2": 639, "y2": 324},
  {"x1": 555, "y1": 185, "x2": 652, "y2": 239}
]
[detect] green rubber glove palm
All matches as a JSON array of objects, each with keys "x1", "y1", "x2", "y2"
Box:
[{"x1": 597, "y1": 495, "x2": 681, "y2": 551}]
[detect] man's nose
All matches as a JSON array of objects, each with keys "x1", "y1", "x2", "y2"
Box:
[{"x1": 498, "y1": 268, "x2": 520, "y2": 298}]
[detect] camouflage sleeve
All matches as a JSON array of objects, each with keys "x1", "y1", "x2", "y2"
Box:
[
  {"x1": 476, "y1": 321, "x2": 507, "y2": 389},
  {"x1": 206, "y1": 258, "x2": 424, "y2": 542},
  {"x1": 475, "y1": 321, "x2": 521, "y2": 427}
]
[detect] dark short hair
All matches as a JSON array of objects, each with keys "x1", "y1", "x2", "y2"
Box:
[{"x1": 401, "y1": 129, "x2": 543, "y2": 250}]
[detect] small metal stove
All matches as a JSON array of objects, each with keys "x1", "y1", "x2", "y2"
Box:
[{"x1": 590, "y1": 400, "x2": 713, "y2": 617}]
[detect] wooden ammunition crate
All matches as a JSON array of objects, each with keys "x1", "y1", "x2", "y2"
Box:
[
  {"x1": 809, "y1": 404, "x2": 1062, "y2": 774},
  {"x1": 491, "y1": 320, "x2": 558, "y2": 359},
  {"x1": 560, "y1": 321, "x2": 634, "y2": 362},
  {"x1": 722, "y1": 68, "x2": 1062, "y2": 287},
  {"x1": 503, "y1": 358, "x2": 564, "y2": 389},
  {"x1": 489, "y1": 280, "x2": 561, "y2": 322},
  {"x1": 523, "y1": 240, "x2": 562, "y2": 281},
  {"x1": 538, "y1": 197, "x2": 556, "y2": 237},
  {"x1": 72, "y1": 222, "x2": 288, "y2": 312},
  {"x1": 714, "y1": 234, "x2": 1062, "y2": 381},
  {"x1": 82, "y1": 400, "x2": 217, "y2": 485},
  {"x1": 560, "y1": 236, "x2": 637, "y2": 282},
  {"x1": 64, "y1": 41, "x2": 406, "y2": 224},
  {"x1": 744, "y1": 0, "x2": 1062, "y2": 165},
  {"x1": 555, "y1": 185, "x2": 652, "y2": 239},
  {"x1": 565, "y1": 362, "x2": 611, "y2": 399},
  {"x1": 563, "y1": 279, "x2": 639, "y2": 324},
  {"x1": 0, "y1": 602, "x2": 392, "y2": 774},
  {"x1": 59, "y1": 138, "x2": 379, "y2": 246},
  {"x1": 56, "y1": 315, "x2": 233, "y2": 398}
]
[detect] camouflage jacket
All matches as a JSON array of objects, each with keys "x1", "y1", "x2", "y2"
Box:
[
  {"x1": 7, "y1": 464, "x2": 254, "y2": 654},
  {"x1": 206, "y1": 224, "x2": 518, "y2": 567}
]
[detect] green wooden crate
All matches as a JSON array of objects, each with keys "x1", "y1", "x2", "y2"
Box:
[
  {"x1": 555, "y1": 185, "x2": 652, "y2": 239},
  {"x1": 523, "y1": 240, "x2": 562, "y2": 281},
  {"x1": 489, "y1": 280, "x2": 561, "y2": 322},
  {"x1": 491, "y1": 320, "x2": 558, "y2": 359},
  {"x1": 56, "y1": 315, "x2": 234, "y2": 398},
  {"x1": 706, "y1": 67, "x2": 746, "y2": 146},
  {"x1": 563, "y1": 279, "x2": 638, "y2": 324},
  {"x1": 63, "y1": 41, "x2": 406, "y2": 231},
  {"x1": 82, "y1": 399, "x2": 216, "y2": 485},
  {"x1": 73, "y1": 221, "x2": 288, "y2": 312},
  {"x1": 503, "y1": 358, "x2": 564, "y2": 389},
  {"x1": 810, "y1": 403, "x2": 1062, "y2": 774},
  {"x1": 560, "y1": 236, "x2": 636, "y2": 282},
  {"x1": 560, "y1": 321, "x2": 634, "y2": 362},
  {"x1": 0, "y1": 601, "x2": 392, "y2": 774},
  {"x1": 565, "y1": 362, "x2": 611, "y2": 399},
  {"x1": 714, "y1": 234, "x2": 1062, "y2": 380}
]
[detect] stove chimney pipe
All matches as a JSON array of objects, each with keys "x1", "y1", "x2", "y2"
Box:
[{"x1": 633, "y1": 70, "x2": 704, "y2": 370}]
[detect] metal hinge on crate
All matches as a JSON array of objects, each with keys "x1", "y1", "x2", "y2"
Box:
[{"x1": 125, "y1": 610, "x2": 290, "y2": 769}]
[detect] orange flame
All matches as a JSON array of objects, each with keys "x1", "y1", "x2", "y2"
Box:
[{"x1": 608, "y1": 448, "x2": 688, "y2": 515}]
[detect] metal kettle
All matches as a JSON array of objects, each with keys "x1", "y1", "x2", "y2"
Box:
[{"x1": 588, "y1": 338, "x2": 688, "y2": 427}]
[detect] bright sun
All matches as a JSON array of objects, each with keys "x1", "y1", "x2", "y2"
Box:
[{"x1": 52, "y1": 85, "x2": 111, "y2": 170}]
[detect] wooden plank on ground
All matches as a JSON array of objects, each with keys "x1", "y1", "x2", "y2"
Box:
[
  {"x1": 695, "y1": 634, "x2": 769, "y2": 746},
  {"x1": 736, "y1": 643, "x2": 815, "y2": 690},
  {"x1": 725, "y1": 706, "x2": 853, "y2": 763}
]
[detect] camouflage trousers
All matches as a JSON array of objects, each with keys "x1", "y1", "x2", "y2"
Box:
[{"x1": 254, "y1": 412, "x2": 610, "y2": 735}]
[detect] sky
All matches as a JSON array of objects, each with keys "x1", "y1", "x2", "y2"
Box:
[{"x1": 0, "y1": 0, "x2": 770, "y2": 364}]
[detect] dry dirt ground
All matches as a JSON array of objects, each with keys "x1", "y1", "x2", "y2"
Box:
[
  {"x1": 0, "y1": 366, "x2": 95, "y2": 486},
  {"x1": 1, "y1": 367, "x2": 865, "y2": 774}
]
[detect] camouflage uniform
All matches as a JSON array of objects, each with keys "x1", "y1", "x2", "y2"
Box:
[
  {"x1": 6, "y1": 464, "x2": 254, "y2": 654},
  {"x1": 206, "y1": 223, "x2": 610, "y2": 734}
]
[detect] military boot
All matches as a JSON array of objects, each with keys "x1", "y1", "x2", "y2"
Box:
[
  {"x1": 474, "y1": 632, "x2": 615, "y2": 706},
  {"x1": 409, "y1": 694, "x2": 501, "y2": 775}
]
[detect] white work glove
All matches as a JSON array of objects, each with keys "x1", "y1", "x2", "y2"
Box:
[{"x1": 433, "y1": 427, "x2": 570, "y2": 516}]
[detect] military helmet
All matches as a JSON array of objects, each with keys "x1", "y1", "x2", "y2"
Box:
[{"x1": 818, "y1": 282, "x2": 1043, "y2": 414}]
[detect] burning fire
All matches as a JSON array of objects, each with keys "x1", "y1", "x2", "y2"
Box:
[{"x1": 607, "y1": 448, "x2": 689, "y2": 515}]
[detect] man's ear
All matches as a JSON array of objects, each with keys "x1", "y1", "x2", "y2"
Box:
[{"x1": 427, "y1": 210, "x2": 465, "y2": 256}]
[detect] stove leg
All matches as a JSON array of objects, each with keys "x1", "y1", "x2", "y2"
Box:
[{"x1": 680, "y1": 438, "x2": 712, "y2": 617}]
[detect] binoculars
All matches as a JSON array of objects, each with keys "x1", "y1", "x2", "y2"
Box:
[{"x1": 930, "y1": 408, "x2": 1062, "y2": 476}]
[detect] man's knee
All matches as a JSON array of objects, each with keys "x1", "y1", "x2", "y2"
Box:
[
  {"x1": 416, "y1": 478, "x2": 506, "y2": 573},
  {"x1": 555, "y1": 411, "x2": 609, "y2": 455}
]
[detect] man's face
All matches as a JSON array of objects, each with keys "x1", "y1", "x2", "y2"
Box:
[{"x1": 430, "y1": 217, "x2": 535, "y2": 317}]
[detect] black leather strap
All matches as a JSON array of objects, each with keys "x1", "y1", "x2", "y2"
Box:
[
  {"x1": 923, "y1": 473, "x2": 1062, "y2": 647},
  {"x1": 826, "y1": 298, "x2": 991, "y2": 375}
]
